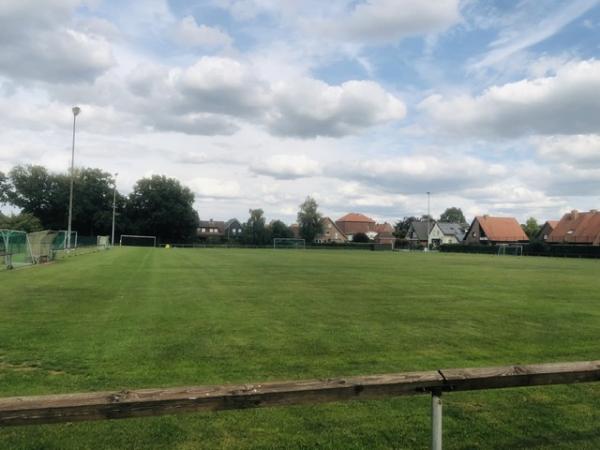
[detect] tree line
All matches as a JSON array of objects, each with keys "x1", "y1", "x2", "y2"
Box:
[
  {"x1": 0, "y1": 165, "x2": 325, "y2": 245},
  {"x1": 0, "y1": 166, "x2": 199, "y2": 242}
]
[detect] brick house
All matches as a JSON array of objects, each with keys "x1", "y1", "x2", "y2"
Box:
[
  {"x1": 315, "y1": 217, "x2": 348, "y2": 243},
  {"x1": 463, "y1": 215, "x2": 528, "y2": 245},
  {"x1": 547, "y1": 210, "x2": 600, "y2": 245}
]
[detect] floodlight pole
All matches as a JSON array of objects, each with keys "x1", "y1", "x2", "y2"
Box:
[
  {"x1": 66, "y1": 106, "x2": 81, "y2": 250},
  {"x1": 427, "y1": 191, "x2": 431, "y2": 250},
  {"x1": 111, "y1": 173, "x2": 118, "y2": 246}
]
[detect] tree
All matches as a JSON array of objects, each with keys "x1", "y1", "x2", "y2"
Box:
[
  {"x1": 352, "y1": 232, "x2": 370, "y2": 243},
  {"x1": 8, "y1": 165, "x2": 121, "y2": 235},
  {"x1": 439, "y1": 207, "x2": 466, "y2": 224},
  {"x1": 0, "y1": 212, "x2": 43, "y2": 233},
  {"x1": 522, "y1": 217, "x2": 540, "y2": 239},
  {"x1": 0, "y1": 170, "x2": 11, "y2": 204},
  {"x1": 394, "y1": 216, "x2": 418, "y2": 238},
  {"x1": 242, "y1": 209, "x2": 268, "y2": 245},
  {"x1": 126, "y1": 175, "x2": 199, "y2": 242},
  {"x1": 269, "y1": 220, "x2": 293, "y2": 239},
  {"x1": 297, "y1": 196, "x2": 323, "y2": 243}
]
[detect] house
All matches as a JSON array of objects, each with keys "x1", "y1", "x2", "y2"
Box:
[
  {"x1": 406, "y1": 221, "x2": 434, "y2": 247},
  {"x1": 463, "y1": 215, "x2": 529, "y2": 245},
  {"x1": 429, "y1": 222, "x2": 466, "y2": 247},
  {"x1": 315, "y1": 217, "x2": 348, "y2": 243},
  {"x1": 536, "y1": 220, "x2": 558, "y2": 242},
  {"x1": 547, "y1": 210, "x2": 600, "y2": 245},
  {"x1": 224, "y1": 218, "x2": 243, "y2": 239},
  {"x1": 335, "y1": 213, "x2": 376, "y2": 240},
  {"x1": 373, "y1": 222, "x2": 395, "y2": 248},
  {"x1": 197, "y1": 219, "x2": 225, "y2": 240}
]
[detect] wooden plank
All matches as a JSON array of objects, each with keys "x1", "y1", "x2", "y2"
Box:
[{"x1": 1, "y1": 361, "x2": 600, "y2": 427}]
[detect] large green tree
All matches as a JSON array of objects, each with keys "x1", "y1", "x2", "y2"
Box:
[
  {"x1": 297, "y1": 196, "x2": 323, "y2": 243},
  {"x1": 126, "y1": 175, "x2": 199, "y2": 242},
  {"x1": 439, "y1": 207, "x2": 466, "y2": 224},
  {"x1": 8, "y1": 165, "x2": 120, "y2": 235},
  {"x1": 394, "y1": 216, "x2": 418, "y2": 238},
  {"x1": 0, "y1": 212, "x2": 43, "y2": 233},
  {"x1": 269, "y1": 220, "x2": 293, "y2": 239},
  {"x1": 522, "y1": 217, "x2": 540, "y2": 239},
  {"x1": 0, "y1": 170, "x2": 11, "y2": 204},
  {"x1": 242, "y1": 209, "x2": 268, "y2": 245}
]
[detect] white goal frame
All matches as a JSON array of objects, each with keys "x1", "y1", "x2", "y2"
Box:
[
  {"x1": 273, "y1": 238, "x2": 305, "y2": 249},
  {"x1": 119, "y1": 234, "x2": 157, "y2": 247},
  {"x1": 497, "y1": 244, "x2": 523, "y2": 256}
]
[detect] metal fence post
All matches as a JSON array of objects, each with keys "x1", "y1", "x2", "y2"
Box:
[{"x1": 431, "y1": 390, "x2": 442, "y2": 450}]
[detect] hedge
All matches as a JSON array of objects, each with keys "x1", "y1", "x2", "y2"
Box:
[{"x1": 440, "y1": 243, "x2": 600, "y2": 258}]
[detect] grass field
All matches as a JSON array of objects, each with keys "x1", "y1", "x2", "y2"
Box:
[{"x1": 1, "y1": 248, "x2": 600, "y2": 449}]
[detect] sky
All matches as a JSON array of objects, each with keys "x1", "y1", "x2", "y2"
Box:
[{"x1": 1, "y1": 0, "x2": 600, "y2": 225}]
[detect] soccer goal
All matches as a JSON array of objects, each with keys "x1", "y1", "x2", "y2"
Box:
[
  {"x1": 0, "y1": 229, "x2": 34, "y2": 269},
  {"x1": 120, "y1": 235, "x2": 157, "y2": 247},
  {"x1": 273, "y1": 238, "x2": 305, "y2": 249},
  {"x1": 497, "y1": 244, "x2": 523, "y2": 256}
]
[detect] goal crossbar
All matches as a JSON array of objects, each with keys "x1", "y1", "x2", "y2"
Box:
[
  {"x1": 119, "y1": 235, "x2": 157, "y2": 247},
  {"x1": 273, "y1": 238, "x2": 305, "y2": 249}
]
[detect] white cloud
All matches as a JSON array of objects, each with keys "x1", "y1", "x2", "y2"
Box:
[
  {"x1": 329, "y1": 154, "x2": 506, "y2": 194},
  {"x1": 534, "y1": 134, "x2": 600, "y2": 165},
  {"x1": 251, "y1": 154, "x2": 321, "y2": 179},
  {"x1": 267, "y1": 78, "x2": 406, "y2": 137},
  {"x1": 324, "y1": 0, "x2": 461, "y2": 44},
  {"x1": 188, "y1": 177, "x2": 241, "y2": 199},
  {"x1": 471, "y1": 0, "x2": 597, "y2": 70},
  {"x1": 420, "y1": 59, "x2": 600, "y2": 138},
  {"x1": 0, "y1": 0, "x2": 114, "y2": 83},
  {"x1": 173, "y1": 16, "x2": 233, "y2": 49}
]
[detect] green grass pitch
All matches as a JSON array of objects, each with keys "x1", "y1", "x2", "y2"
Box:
[{"x1": 1, "y1": 248, "x2": 600, "y2": 449}]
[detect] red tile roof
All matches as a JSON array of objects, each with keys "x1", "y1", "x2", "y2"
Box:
[
  {"x1": 547, "y1": 220, "x2": 559, "y2": 228},
  {"x1": 375, "y1": 223, "x2": 394, "y2": 234},
  {"x1": 476, "y1": 216, "x2": 529, "y2": 242},
  {"x1": 548, "y1": 210, "x2": 600, "y2": 244},
  {"x1": 336, "y1": 213, "x2": 375, "y2": 223}
]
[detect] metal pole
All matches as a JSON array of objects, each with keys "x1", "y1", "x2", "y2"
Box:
[
  {"x1": 66, "y1": 106, "x2": 80, "y2": 250},
  {"x1": 431, "y1": 391, "x2": 442, "y2": 450},
  {"x1": 427, "y1": 191, "x2": 431, "y2": 250},
  {"x1": 111, "y1": 173, "x2": 118, "y2": 246}
]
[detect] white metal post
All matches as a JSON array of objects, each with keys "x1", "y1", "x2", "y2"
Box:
[
  {"x1": 67, "y1": 106, "x2": 80, "y2": 250},
  {"x1": 431, "y1": 391, "x2": 442, "y2": 450},
  {"x1": 111, "y1": 173, "x2": 118, "y2": 246}
]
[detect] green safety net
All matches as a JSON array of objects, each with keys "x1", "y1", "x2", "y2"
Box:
[{"x1": 0, "y1": 229, "x2": 33, "y2": 269}]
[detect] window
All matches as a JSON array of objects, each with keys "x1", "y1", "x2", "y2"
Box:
[{"x1": 201, "y1": 228, "x2": 206, "y2": 232}]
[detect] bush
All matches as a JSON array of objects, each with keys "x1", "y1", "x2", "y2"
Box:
[{"x1": 352, "y1": 232, "x2": 370, "y2": 243}]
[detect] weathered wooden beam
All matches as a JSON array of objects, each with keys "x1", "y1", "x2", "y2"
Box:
[{"x1": 1, "y1": 360, "x2": 599, "y2": 427}]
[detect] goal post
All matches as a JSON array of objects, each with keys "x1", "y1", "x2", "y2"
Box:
[
  {"x1": 1, "y1": 229, "x2": 34, "y2": 269},
  {"x1": 497, "y1": 244, "x2": 523, "y2": 256},
  {"x1": 273, "y1": 238, "x2": 305, "y2": 249},
  {"x1": 120, "y1": 235, "x2": 157, "y2": 247}
]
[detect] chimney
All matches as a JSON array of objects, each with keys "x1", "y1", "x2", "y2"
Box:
[
  {"x1": 483, "y1": 214, "x2": 489, "y2": 219},
  {"x1": 570, "y1": 210, "x2": 579, "y2": 220},
  {"x1": 591, "y1": 209, "x2": 598, "y2": 214}
]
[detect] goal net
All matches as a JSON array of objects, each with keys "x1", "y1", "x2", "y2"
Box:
[
  {"x1": 273, "y1": 238, "x2": 305, "y2": 249},
  {"x1": 0, "y1": 229, "x2": 34, "y2": 269},
  {"x1": 120, "y1": 235, "x2": 157, "y2": 247},
  {"x1": 497, "y1": 244, "x2": 523, "y2": 256},
  {"x1": 52, "y1": 230, "x2": 78, "y2": 249}
]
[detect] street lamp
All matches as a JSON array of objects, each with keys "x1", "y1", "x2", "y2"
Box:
[
  {"x1": 111, "y1": 173, "x2": 118, "y2": 246},
  {"x1": 427, "y1": 191, "x2": 431, "y2": 250},
  {"x1": 66, "y1": 106, "x2": 81, "y2": 250}
]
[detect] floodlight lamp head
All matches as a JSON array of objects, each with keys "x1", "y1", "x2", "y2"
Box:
[{"x1": 72, "y1": 106, "x2": 81, "y2": 116}]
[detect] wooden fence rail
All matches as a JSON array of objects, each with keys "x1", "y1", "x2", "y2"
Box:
[{"x1": 2, "y1": 361, "x2": 600, "y2": 447}]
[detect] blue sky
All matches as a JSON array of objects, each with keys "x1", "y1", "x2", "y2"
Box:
[{"x1": 1, "y1": 0, "x2": 600, "y2": 224}]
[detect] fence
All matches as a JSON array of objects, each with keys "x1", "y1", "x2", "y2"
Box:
[
  {"x1": 1, "y1": 360, "x2": 599, "y2": 449},
  {"x1": 440, "y1": 243, "x2": 600, "y2": 258},
  {"x1": 167, "y1": 242, "x2": 394, "y2": 251}
]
